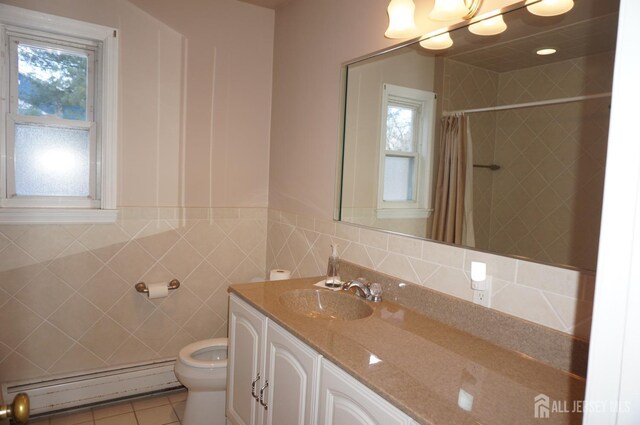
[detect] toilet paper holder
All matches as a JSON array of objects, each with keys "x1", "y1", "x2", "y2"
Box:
[{"x1": 135, "y1": 279, "x2": 180, "y2": 294}]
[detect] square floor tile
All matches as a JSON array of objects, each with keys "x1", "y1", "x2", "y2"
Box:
[
  {"x1": 172, "y1": 400, "x2": 186, "y2": 421},
  {"x1": 132, "y1": 395, "x2": 170, "y2": 411},
  {"x1": 135, "y1": 404, "x2": 178, "y2": 425},
  {"x1": 92, "y1": 400, "x2": 134, "y2": 419},
  {"x1": 50, "y1": 409, "x2": 93, "y2": 425},
  {"x1": 95, "y1": 412, "x2": 137, "y2": 425}
]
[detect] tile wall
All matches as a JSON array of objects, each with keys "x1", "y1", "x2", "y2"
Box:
[
  {"x1": 266, "y1": 209, "x2": 595, "y2": 340},
  {"x1": 443, "y1": 52, "x2": 613, "y2": 270},
  {"x1": 0, "y1": 207, "x2": 267, "y2": 383}
]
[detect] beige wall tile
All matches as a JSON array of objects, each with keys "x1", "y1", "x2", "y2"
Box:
[
  {"x1": 48, "y1": 344, "x2": 105, "y2": 375},
  {"x1": 79, "y1": 317, "x2": 131, "y2": 361},
  {"x1": 492, "y1": 284, "x2": 565, "y2": 330},
  {"x1": 161, "y1": 239, "x2": 203, "y2": 281},
  {"x1": 0, "y1": 244, "x2": 43, "y2": 295},
  {"x1": 422, "y1": 241, "x2": 464, "y2": 268},
  {"x1": 16, "y1": 322, "x2": 74, "y2": 370},
  {"x1": 107, "y1": 337, "x2": 155, "y2": 366},
  {"x1": 78, "y1": 267, "x2": 130, "y2": 313},
  {"x1": 15, "y1": 226, "x2": 74, "y2": 263},
  {"x1": 15, "y1": 270, "x2": 74, "y2": 319},
  {"x1": 48, "y1": 294, "x2": 102, "y2": 339},
  {"x1": 47, "y1": 242, "x2": 103, "y2": 289},
  {"x1": 107, "y1": 242, "x2": 156, "y2": 283},
  {"x1": 182, "y1": 221, "x2": 226, "y2": 257},
  {"x1": 0, "y1": 300, "x2": 43, "y2": 348}
]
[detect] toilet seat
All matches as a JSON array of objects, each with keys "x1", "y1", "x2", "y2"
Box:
[{"x1": 178, "y1": 338, "x2": 227, "y2": 369}]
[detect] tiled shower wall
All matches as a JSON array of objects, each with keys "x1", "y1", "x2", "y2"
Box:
[
  {"x1": 0, "y1": 207, "x2": 267, "y2": 383},
  {"x1": 489, "y1": 52, "x2": 613, "y2": 270},
  {"x1": 442, "y1": 52, "x2": 613, "y2": 270},
  {"x1": 266, "y1": 209, "x2": 595, "y2": 340}
]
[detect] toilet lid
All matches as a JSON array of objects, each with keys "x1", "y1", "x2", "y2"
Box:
[{"x1": 179, "y1": 338, "x2": 228, "y2": 369}]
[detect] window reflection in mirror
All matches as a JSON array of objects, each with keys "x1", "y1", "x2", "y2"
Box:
[{"x1": 338, "y1": 0, "x2": 619, "y2": 271}]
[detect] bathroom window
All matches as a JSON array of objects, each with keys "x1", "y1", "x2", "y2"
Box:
[
  {"x1": 0, "y1": 4, "x2": 118, "y2": 223},
  {"x1": 377, "y1": 84, "x2": 436, "y2": 219}
]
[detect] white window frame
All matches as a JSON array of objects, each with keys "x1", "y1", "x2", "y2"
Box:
[
  {"x1": 0, "y1": 4, "x2": 118, "y2": 224},
  {"x1": 376, "y1": 83, "x2": 436, "y2": 219}
]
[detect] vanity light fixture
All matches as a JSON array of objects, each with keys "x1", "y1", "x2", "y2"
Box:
[
  {"x1": 385, "y1": 0, "x2": 419, "y2": 39},
  {"x1": 420, "y1": 32, "x2": 454, "y2": 50},
  {"x1": 429, "y1": 0, "x2": 483, "y2": 22},
  {"x1": 536, "y1": 47, "x2": 557, "y2": 55},
  {"x1": 468, "y1": 14, "x2": 507, "y2": 36},
  {"x1": 526, "y1": 0, "x2": 574, "y2": 17}
]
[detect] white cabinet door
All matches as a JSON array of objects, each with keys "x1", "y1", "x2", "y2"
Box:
[
  {"x1": 318, "y1": 360, "x2": 411, "y2": 425},
  {"x1": 227, "y1": 295, "x2": 267, "y2": 425},
  {"x1": 263, "y1": 321, "x2": 321, "y2": 425}
]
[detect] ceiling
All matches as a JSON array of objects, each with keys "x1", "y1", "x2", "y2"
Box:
[
  {"x1": 447, "y1": 13, "x2": 619, "y2": 73},
  {"x1": 236, "y1": 0, "x2": 290, "y2": 9}
]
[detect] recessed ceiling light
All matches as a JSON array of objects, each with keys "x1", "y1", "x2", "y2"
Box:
[{"x1": 536, "y1": 48, "x2": 557, "y2": 56}]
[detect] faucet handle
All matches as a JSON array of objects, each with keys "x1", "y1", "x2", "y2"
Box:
[
  {"x1": 355, "y1": 277, "x2": 369, "y2": 286},
  {"x1": 369, "y1": 282, "x2": 383, "y2": 302}
]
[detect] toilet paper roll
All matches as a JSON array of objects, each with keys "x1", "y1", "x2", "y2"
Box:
[
  {"x1": 147, "y1": 282, "x2": 169, "y2": 299},
  {"x1": 269, "y1": 269, "x2": 291, "y2": 281}
]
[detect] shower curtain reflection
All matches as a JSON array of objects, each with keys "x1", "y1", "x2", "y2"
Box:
[{"x1": 431, "y1": 114, "x2": 475, "y2": 245}]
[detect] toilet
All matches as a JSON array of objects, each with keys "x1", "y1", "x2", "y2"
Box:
[{"x1": 174, "y1": 338, "x2": 228, "y2": 425}]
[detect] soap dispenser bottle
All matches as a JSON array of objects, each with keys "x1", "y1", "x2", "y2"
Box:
[{"x1": 325, "y1": 244, "x2": 341, "y2": 288}]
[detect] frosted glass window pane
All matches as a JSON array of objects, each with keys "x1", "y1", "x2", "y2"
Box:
[
  {"x1": 14, "y1": 124, "x2": 90, "y2": 197},
  {"x1": 17, "y1": 44, "x2": 88, "y2": 121},
  {"x1": 386, "y1": 105, "x2": 415, "y2": 152},
  {"x1": 383, "y1": 156, "x2": 414, "y2": 201}
]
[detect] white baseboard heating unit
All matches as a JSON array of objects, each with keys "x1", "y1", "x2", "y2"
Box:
[{"x1": 1, "y1": 360, "x2": 182, "y2": 416}]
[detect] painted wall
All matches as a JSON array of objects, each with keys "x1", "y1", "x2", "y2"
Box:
[
  {"x1": 0, "y1": 0, "x2": 274, "y2": 383},
  {"x1": 341, "y1": 49, "x2": 436, "y2": 237},
  {"x1": 268, "y1": 0, "x2": 596, "y2": 337}
]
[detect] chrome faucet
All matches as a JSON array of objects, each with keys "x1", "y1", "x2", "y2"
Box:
[{"x1": 342, "y1": 278, "x2": 382, "y2": 302}]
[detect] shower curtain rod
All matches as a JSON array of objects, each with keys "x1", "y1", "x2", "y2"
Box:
[{"x1": 442, "y1": 92, "x2": 611, "y2": 116}]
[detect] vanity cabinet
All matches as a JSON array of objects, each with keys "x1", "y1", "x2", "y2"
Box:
[
  {"x1": 317, "y1": 360, "x2": 414, "y2": 425},
  {"x1": 227, "y1": 294, "x2": 321, "y2": 425}
]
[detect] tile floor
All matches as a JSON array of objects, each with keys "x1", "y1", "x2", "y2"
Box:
[{"x1": 28, "y1": 389, "x2": 187, "y2": 425}]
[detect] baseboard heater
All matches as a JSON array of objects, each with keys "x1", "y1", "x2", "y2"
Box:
[{"x1": 1, "y1": 360, "x2": 182, "y2": 416}]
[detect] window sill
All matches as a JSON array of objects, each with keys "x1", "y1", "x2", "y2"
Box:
[
  {"x1": 375, "y1": 208, "x2": 432, "y2": 219},
  {"x1": 0, "y1": 208, "x2": 118, "y2": 224}
]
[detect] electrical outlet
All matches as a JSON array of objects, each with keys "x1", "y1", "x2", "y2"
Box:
[{"x1": 472, "y1": 277, "x2": 492, "y2": 307}]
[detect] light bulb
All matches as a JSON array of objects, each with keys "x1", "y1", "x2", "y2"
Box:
[
  {"x1": 385, "y1": 0, "x2": 418, "y2": 39},
  {"x1": 420, "y1": 32, "x2": 453, "y2": 50},
  {"x1": 526, "y1": 0, "x2": 574, "y2": 17},
  {"x1": 468, "y1": 14, "x2": 507, "y2": 36},
  {"x1": 429, "y1": 0, "x2": 481, "y2": 21}
]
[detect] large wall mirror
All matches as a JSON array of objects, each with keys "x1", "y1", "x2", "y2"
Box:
[{"x1": 338, "y1": 0, "x2": 619, "y2": 272}]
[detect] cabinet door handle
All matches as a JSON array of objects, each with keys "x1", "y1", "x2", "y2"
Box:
[
  {"x1": 259, "y1": 380, "x2": 269, "y2": 410},
  {"x1": 251, "y1": 373, "x2": 261, "y2": 401}
]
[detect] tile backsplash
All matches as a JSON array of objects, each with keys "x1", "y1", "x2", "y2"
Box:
[
  {"x1": 0, "y1": 207, "x2": 267, "y2": 383},
  {"x1": 266, "y1": 209, "x2": 595, "y2": 340},
  {"x1": 0, "y1": 205, "x2": 594, "y2": 385}
]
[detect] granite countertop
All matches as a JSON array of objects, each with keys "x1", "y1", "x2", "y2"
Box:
[{"x1": 229, "y1": 277, "x2": 585, "y2": 425}]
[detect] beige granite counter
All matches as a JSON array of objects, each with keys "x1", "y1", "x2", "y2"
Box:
[{"x1": 229, "y1": 277, "x2": 585, "y2": 425}]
